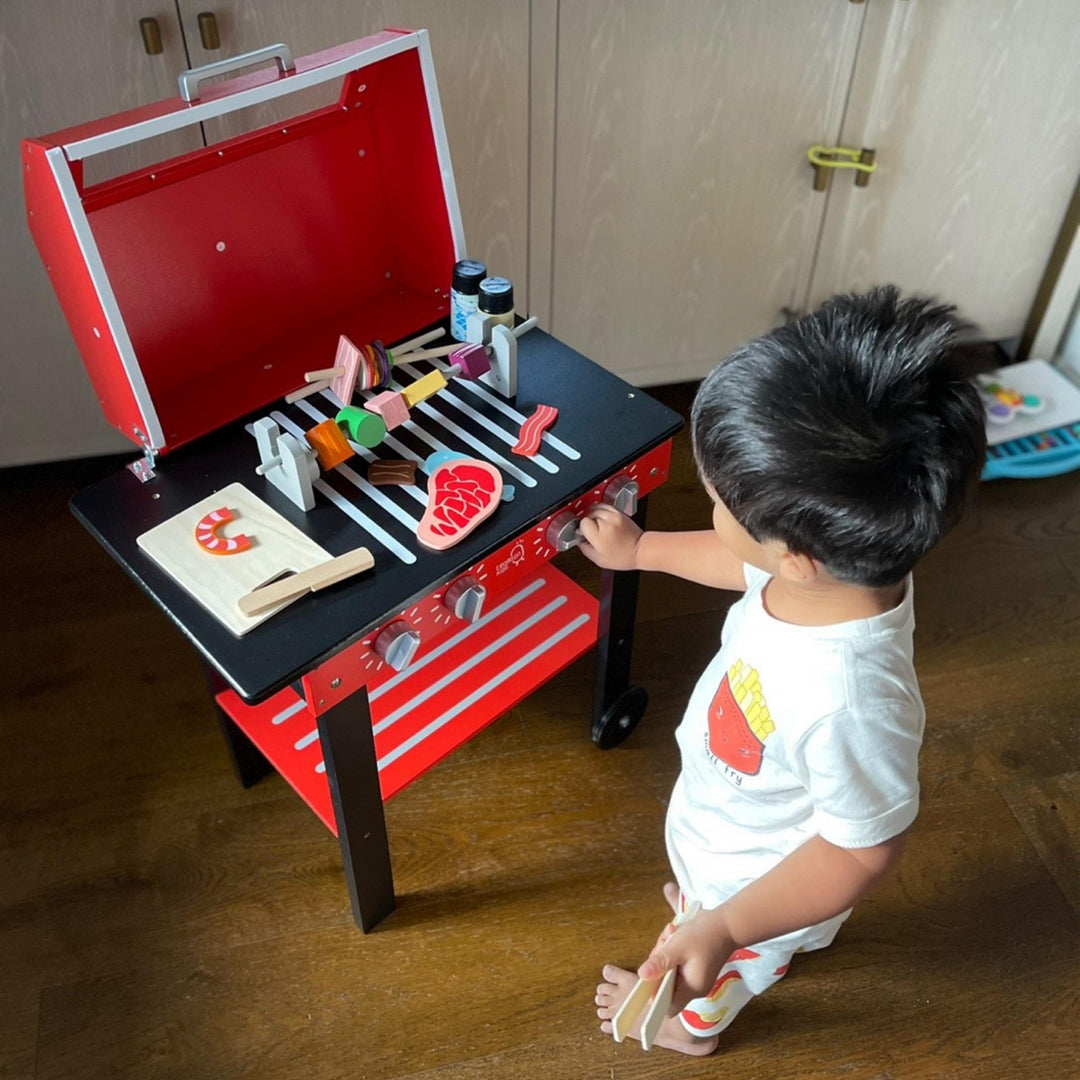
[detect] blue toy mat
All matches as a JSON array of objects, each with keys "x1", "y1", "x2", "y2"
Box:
[
  {"x1": 983, "y1": 421, "x2": 1080, "y2": 480},
  {"x1": 976, "y1": 360, "x2": 1080, "y2": 481}
]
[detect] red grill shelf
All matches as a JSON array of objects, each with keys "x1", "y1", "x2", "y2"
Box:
[{"x1": 217, "y1": 567, "x2": 598, "y2": 833}]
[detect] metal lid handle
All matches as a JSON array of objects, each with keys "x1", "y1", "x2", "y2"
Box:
[{"x1": 178, "y1": 43, "x2": 296, "y2": 102}]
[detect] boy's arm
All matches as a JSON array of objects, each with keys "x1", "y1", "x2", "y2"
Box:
[
  {"x1": 578, "y1": 504, "x2": 748, "y2": 592},
  {"x1": 640, "y1": 833, "x2": 906, "y2": 1013}
]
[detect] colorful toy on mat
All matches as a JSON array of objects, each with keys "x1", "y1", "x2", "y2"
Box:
[
  {"x1": 416, "y1": 458, "x2": 503, "y2": 551},
  {"x1": 365, "y1": 390, "x2": 410, "y2": 430},
  {"x1": 402, "y1": 369, "x2": 448, "y2": 408},
  {"x1": 296, "y1": 326, "x2": 510, "y2": 408},
  {"x1": 368, "y1": 460, "x2": 417, "y2": 486},
  {"x1": 299, "y1": 335, "x2": 394, "y2": 403},
  {"x1": 512, "y1": 404, "x2": 558, "y2": 456},
  {"x1": 305, "y1": 418, "x2": 355, "y2": 471},
  {"x1": 975, "y1": 360, "x2": 1080, "y2": 480},
  {"x1": 977, "y1": 377, "x2": 1045, "y2": 425},
  {"x1": 336, "y1": 405, "x2": 388, "y2": 447},
  {"x1": 194, "y1": 507, "x2": 254, "y2": 555},
  {"x1": 425, "y1": 449, "x2": 468, "y2": 471},
  {"x1": 445, "y1": 342, "x2": 490, "y2": 380},
  {"x1": 289, "y1": 312, "x2": 540, "y2": 420}
]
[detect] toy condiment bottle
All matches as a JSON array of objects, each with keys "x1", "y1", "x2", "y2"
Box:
[
  {"x1": 478, "y1": 276, "x2": 515, "y2": 329},
  {"x1": 450, "y1": 259, "x2": 487, "y2": 340}
]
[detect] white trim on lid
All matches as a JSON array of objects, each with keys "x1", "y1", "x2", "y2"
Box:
[
  {"x1": 414, "y1": 29, "x2": 467, "y2": 260},
  {"x1": 62, "y1": 33, "x2": 421, "y2": 161},
  {"x1": 46, "y1": 146, "x2": 165, "y2": 450}
]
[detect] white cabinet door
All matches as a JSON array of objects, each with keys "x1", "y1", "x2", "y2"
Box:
[
  {"x1": 547, "y1": 0, "x2": 864, "y2": 385},
  {"x1": 808, "y1": 0, "x2": 1080, "y2": 341},
  {"x1": 176, "y1": 0, "x2": 531, "y2": 314},
  {"x1": 1, "y1": 0, "x2": 202, "y2": 465}
]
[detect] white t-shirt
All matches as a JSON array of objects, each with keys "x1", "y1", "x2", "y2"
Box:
[{"x1": 665, "y1": 563, "x2": 924, "y2": 942}]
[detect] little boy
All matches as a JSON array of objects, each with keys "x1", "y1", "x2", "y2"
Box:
[{"x1": 580, "y1": 287, "x2": 987, "y2": 1055}]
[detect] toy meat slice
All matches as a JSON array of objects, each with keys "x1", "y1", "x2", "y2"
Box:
[{"x1": 417, "y1": 459, "x2": 503, "y2": 550}]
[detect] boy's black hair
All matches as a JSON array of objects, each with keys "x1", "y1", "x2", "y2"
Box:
[{"x1": 691, "y1": 286, "x2": 987, "y2": 587}]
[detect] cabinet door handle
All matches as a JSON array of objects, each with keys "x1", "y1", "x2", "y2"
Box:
[
  {"x1": 178, "y1": 43, "x2": 296, "y2": 102},
  {"x1": 197, "y1": 11, "x2": 221, "y2": 51},
  {"x1": 806, "y1": 145, "x2": 878, "y2": 190},
  {"x1": 139, "y1": 17, "x2": 163, "y2": 56}
]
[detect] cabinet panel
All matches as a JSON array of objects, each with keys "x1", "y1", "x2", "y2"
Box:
[
  {"x1": 809, "y1": 0, "x2": 1080, "y2": 341},
  {"x1": 177, "y1": 1, "x2": 530, "y2": 312},
  {"x1": 550, "y1": 0, "x2": 860, "y2": 385},
  {"x1": 0, "y1": 0, "x2": 202, "y2": 465}
]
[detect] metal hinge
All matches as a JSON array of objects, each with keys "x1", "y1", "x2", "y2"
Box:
[
  {"x1": 127, "y1": 429, "x2": 157, "y2": 482},
  {"x1": 807, "y1": 145, "x2": 877, "y2": 191}
]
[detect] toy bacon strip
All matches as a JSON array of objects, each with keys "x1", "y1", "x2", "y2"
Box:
[
  {"x1": 417, "y1": 459, "x2": 503, "y2": 550},
  {"x1": 194, "y1": 507, "x2": 253, "y2": 555},
  {"x1": 512, "y1": 404, "x2": 558, "y2": 456}
]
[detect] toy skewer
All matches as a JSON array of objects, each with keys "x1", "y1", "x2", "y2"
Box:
[
  {"x1": 512, "y1": 315, "x2": 539, "y2": 338},
  {"x1": 305, "y1": 366, "x2": 346, "y2": 382},
  {"x1": 611, "y1": 900, "x2": 701, "y2": 1051},
  {"x1": 391, "y1": 342, "x2": 461, "y2": 363},
  {"x1": 237, "y1": 546, "x2": 374, "y2": 616},
  {"x1": 391, "y1": 327, "x2": 444, "y2": 356},
  {"x1": 285, "y1": 380, "x2": 330, "y2": 404}
]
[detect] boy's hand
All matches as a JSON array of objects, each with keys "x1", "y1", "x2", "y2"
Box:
[
  {"x1": 637, "y1": 907, "x2": 736, "y2": 1015},
  {"x1": 577, "y1": 503, "x2": 643, "y2": 571}
]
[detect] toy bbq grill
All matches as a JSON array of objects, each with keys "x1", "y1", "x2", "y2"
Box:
[{"x1": 25, "y1": 30, "x2": 683, "y2": 931}]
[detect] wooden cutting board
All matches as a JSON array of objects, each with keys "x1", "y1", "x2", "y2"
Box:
[{"x1": 137, "y1": 482, "x2": 332, "y2": 636}]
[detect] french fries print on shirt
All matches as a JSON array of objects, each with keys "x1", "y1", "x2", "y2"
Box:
[{"x1": 706, "y1": 659, "x2": 774, "y2": 780}]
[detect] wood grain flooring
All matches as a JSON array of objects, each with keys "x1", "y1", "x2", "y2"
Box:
[{"x1": 1, "y1": 382, "x2": 1077, "y2": 1080}]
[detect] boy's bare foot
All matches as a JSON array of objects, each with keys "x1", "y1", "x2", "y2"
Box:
[{"x1": 595, "y1": 965, "x2": 718, "y2": 1056}]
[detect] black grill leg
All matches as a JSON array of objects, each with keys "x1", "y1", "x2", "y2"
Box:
[
  {"x1": 592, "y1": 495, "x2": 648, "y2": 730},
  {"x1": 317, "y1": 688, "x2": 396, "y2": 932},
  {"x1": 204, "y1": 663, "x2": 274, "y2": 788}
]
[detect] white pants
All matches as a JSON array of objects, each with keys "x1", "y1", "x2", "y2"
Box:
[{"x1": 675, "y1": 892, "x2": 847, "y2": 1038}]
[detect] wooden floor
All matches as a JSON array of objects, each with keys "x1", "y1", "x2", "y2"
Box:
[{"x1": 2, "y1": 382, "x2": 1077, "y2": 1080}]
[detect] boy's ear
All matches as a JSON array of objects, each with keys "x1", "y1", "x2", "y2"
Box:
[{"x1": 777, "y1": 549, "x2": 820, "y2": 583}]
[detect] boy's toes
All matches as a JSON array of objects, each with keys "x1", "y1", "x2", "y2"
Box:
[
  {"x1": 601, "y1": 964, "x2": 636, "y2": 987},
  {"x1": 600, "y1": 1020, "x2": 614, "y2": 1036},
  {"x1": 596, "y1": 965, "x2": 640, "y2": 1021}
]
